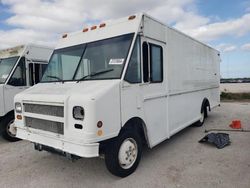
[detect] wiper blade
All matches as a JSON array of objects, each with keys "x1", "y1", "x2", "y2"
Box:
[
  {"x1": 46, "y1": 75, "x2": 63, "y2": 82},
  {"x1": 77, "y1": 68, "x2": 114, "y2": 83}
]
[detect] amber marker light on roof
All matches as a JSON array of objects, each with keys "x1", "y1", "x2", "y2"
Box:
[
  {"x1": 82, "y1": 28, "x2": 89, "y2": 32},
  {"x1": 62, "y1": 34, "x2": 68, "y2": 38},
  {"x1": 128, "y1": 15, "x2": 136, "y2": 20},
  {"x1": 99, "y1": 23, "x2": 106, "y2": 28},
  {"x1": 91, "y1": 25, "x2": 97, "y2": 30}
]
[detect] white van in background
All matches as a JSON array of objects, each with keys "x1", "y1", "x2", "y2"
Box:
[
  {"x1": 14, "y1": 13, "x2": 220, "y2": 177},
  {"x1": 0, "y1": 45, "x2": 53, "y2": 141}
]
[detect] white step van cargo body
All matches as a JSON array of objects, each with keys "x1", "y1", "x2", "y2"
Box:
[
  {"x1": 0, "y1": 44, "x2": 53, "y2": 141},
  {"x1": 14, "y1": 13, "x2": 220, "y2": 177}
]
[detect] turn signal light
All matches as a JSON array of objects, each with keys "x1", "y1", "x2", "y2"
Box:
[
  {"x1": 97, "y1": 130, "x2": 103, "y2": 136},
  {"x1": 91, "y1": 25, "x2": 97, "y2": 30},
  {"x1": 128, "y1": 15, "x2": 136, "y2": 20},
  {"x1": 16, "y1": 115, "x2": 22, "y2": 120}
]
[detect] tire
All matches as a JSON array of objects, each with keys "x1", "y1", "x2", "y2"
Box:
[
  {"x1": 1, "y1": 113, "x2": 21, "y2": 142},
  {"x1": 104, "y1": 128, "x2": 142, "y2": 177},
  {"x1": 194, "y1": 106, "x2": 207, "y2": 127}
]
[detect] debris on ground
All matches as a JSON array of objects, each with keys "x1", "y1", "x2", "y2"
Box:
[{"x1": 199, "y1": 133, "x2": 230, "y2": 149}]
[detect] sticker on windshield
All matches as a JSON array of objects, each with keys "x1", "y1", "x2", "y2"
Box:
[
  {"x1": 1, "y1": 74, "x2": 8, "y2": 79},
  {"x1": 109, "y1": 58, "x2": 124, "y2": 65}
]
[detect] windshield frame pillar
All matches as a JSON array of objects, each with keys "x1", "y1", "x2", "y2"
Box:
[{"x1": 121, "y1": 33, "x2": 140, "y2": 81}]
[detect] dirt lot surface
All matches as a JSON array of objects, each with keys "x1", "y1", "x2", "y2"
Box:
[
  {"x1": 0, "y1": 102, "x2": 250, "y2": 188},
  {"x1": 220, "y1": 83, "x2": 250, "y2": 93}
]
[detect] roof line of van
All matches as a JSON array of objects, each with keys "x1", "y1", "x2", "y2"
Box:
[{"x1": 142, "y1": 13, "x2": 219, "y2": 53}]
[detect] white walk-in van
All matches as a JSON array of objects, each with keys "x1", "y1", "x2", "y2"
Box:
[
  {"x1": 0, "y1": 44, "x2": 53, "y2": 141},
  {"x1": 14, "y1": 13, "x2": 220, "y2": 177}
]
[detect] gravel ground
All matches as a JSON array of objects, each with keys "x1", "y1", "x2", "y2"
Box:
[{"x1": 0, "y1": 102, "x2": 250, "y2": 188}]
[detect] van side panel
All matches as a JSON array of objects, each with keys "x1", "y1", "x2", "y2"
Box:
[
  {"x1": 166, "y1": 27, "x2": 220, "y2": 135},
  {"x1": 166, "y1": 28, "x2": 220, "y2": 94}
]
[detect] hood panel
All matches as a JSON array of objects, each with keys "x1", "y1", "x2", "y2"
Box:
[
  {"x1": 14, "y1": 80, "x2": 122, "y2": 143},
  {"x1": 16, "y1": 80, "x2": 121, "y2": 103}
]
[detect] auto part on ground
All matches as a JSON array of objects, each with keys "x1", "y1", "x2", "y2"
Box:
[{"x1": 199, "y1": 133, "x2": 230, "y2": 149}]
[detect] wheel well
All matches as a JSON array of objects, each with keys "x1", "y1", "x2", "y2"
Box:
[
  {"x1": 99, "y1": 117, "x2": 150, "y2": 154},
  {"x1": 5, "y1": 110, "x2": 14, "y2": 118},
  {"x1": 121, "y1": 117, "x2": 150, "y2": 148},
  {"x1": 0, "y1": 110, "x2": 14, "y2": 121},
  {"x1": 0, "y1": 110, "x2": 14, "y2": 134},
  {"x1": 201, "y1": 98, "x2": 210, "y2": 117}
]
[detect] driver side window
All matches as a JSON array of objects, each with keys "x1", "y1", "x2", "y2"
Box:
[{"x1": 8, "y1": 57, "x2": 26, "y2": 86}]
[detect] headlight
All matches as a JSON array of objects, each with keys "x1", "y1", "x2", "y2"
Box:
[
  {"x1": 15, "y1": 102, "x2": 22, "y2": 113},
  {"x1": 73, "y1": 106, "x2": 84, "y2": 120}
]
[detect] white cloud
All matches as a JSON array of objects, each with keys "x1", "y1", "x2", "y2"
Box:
[
  {"x1": 0, "y1": 0, "x2": 250, "y2": 49},
  {"x1": 0, "y1": 0, "x2": 199, "y2": 49},
  {"x1": 0, "y1": 28, "x2": 57, "y2": 48},
  {"x1": 182, "y1": 13, "x2": 250, "y2": 41},
  {"x1": 241, "y1": 43, "x2": 250, "y2": 51},
  {"x1": 216, "y1": 44, "x2": 237, "y2": 52}
]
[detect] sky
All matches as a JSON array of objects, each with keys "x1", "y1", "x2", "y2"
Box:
[{"x1": 0, "y1": 0, "x2": 250, "y2": 78}]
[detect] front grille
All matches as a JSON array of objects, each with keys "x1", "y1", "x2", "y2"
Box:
[
  {"x1": 26, "y1": 117, "x2": 64, "y2": 134},
  {"x1": 24, "y1": 103, "x2": 64, "y2": 117}
]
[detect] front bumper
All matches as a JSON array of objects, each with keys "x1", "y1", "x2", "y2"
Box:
[{"x1": 16, "y1": 127, "x2": 99, "y2": 158}]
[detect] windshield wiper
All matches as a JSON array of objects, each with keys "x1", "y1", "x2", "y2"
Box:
[
  {"x1": 77, "y1": 68, "x2": 114, "y2": 83},
  {"x1": 46, "y1": 75, "x2": 64, "y2": 82}
]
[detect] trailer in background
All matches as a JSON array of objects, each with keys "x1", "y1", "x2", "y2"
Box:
[{"x1": 0, "y1": 44, "x2": 53, "y2": 141}]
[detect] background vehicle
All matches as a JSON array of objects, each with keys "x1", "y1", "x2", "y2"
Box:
[
  {"x1": 0, "y1": 44, "x2": 53, "y2": 141},
  {"x1": 14, "y1": 14, "x2": 220, "y2": 176}
]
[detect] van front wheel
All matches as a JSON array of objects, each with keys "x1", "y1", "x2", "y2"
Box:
[{"x1": 104, "y1": 129, "x2": 142, "y2": 177}]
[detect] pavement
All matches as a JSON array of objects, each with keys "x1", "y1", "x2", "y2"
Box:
[{"x1": 0, "y1": 102, "x2": 249, "y2": 188}]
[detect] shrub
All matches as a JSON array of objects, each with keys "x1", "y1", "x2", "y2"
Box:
[{"x1": 221, "y1": 92, "x2": 250, "y2": 100}]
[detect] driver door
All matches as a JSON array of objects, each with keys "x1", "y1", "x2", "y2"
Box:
[
  {"x1": 121, "y1": 36, "x2": 168, "y2": 148},
  {"x1": 139, "y1": 37, "x2": 168, "y2": 147}
]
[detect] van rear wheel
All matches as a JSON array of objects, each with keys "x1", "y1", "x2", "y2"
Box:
[
  {"x1": 194, "y1": 106, "x2": 207, "y2": 127},
  {"x1": 2, "y1": 114, "x2": 21, "y2": 142},
  {"x1": 104, "y1": 129, "x2": 142, "y2": 177}
]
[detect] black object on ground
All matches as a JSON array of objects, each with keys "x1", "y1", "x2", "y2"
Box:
[{"x1": 199, "y1": 133, "x2": 230, "y2": 149}]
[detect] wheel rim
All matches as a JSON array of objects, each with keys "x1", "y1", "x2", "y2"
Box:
[
  {"x1": 6, "y1": 120, "x2": 17, "y2": 138},
  {"x1": 118, "y1": 138, "x2": 138, "y2": 169},
  {"x1": 200, "y1": 111, "x2": 205, "y2": 123}
]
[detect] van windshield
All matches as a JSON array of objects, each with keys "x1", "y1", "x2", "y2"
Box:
[
  {"x1": 42, "y1": 33, "x2": 134, "y2": 82},
  {"x1": 0, "y1": 56, "x2": 19, "y2": 84}
]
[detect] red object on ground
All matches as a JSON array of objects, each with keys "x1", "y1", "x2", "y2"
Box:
[{"x1": 230, "y1": 120, "x2": 242, "y2": 129}]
